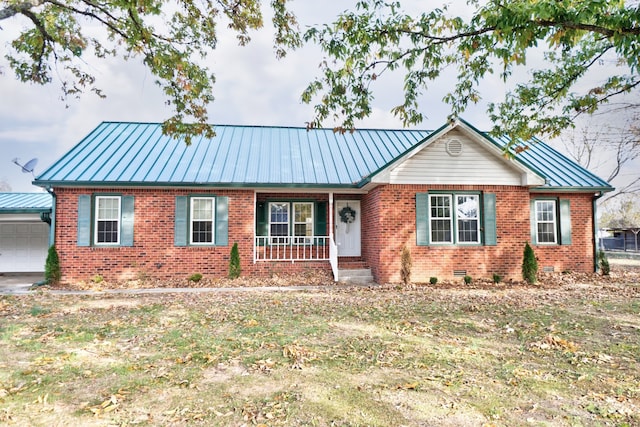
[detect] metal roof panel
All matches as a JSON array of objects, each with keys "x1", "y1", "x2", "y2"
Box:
[
  {"x1": 34, "y1": 121, "x2": 611, "y2": 190},
  {"x1": 0, "y1": 192, "x2": 52, "y2": 212}
]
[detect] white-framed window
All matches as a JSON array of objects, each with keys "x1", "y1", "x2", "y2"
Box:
[
  {"x1": 269, "y1": 202, "x2": 290, "y2": 244},
  {"x1": 456, "y1": 195, "x2": 480, "y2": 243},
  {"x1": 429, "y1": 194, "x2": 480, "y2": 244},
  {"x1": 293, "y1": 202, "x2": 314, "y2": 243},
  {"x1": 535, "y1": 200, "x2": 557, "y2": 244},
  {"x1": 268, "y1": 202, "x2": 315, "y2": 244},
  {"x1": 95, "y1": 196, "x2": 121, "y2": 245},
  {"x1": 190, "y1": 197, "x2": 215, "y2": 244},
  {"x1": 430, "y1": 195, "x2": 453, "y2": 243}
]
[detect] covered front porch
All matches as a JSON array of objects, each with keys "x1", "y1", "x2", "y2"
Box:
[{"x1": 252, "y1": 192, "x2": 367, "y2": 282}]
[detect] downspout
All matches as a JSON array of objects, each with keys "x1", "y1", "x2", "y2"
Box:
[
  {"x1": 592, "y1": 192, "x2": 603, "y2": 273},
  {"x1": 34, "y1": 187, "x2": 56, "y2": 288},
  {"x1": 46, "y1": 187, "x2": 56, "y2": 247},
  {"x1": 253, "y1": 191, "x2": 257, "y2": 264}
]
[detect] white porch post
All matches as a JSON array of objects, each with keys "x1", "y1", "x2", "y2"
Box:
[
  {"x1": 328, "y1": 192, "x2": 339, "y2": 281},
  {"x1": 253, "y1": 191, "x2": 257, "y2": 264},
  {"x1": 329, "y1": 192, "x2": 334, "y2": 242}
]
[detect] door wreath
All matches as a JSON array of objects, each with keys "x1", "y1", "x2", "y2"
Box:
[{"x1": 339, "y1": 205, "x2": 356, "y2": 233}]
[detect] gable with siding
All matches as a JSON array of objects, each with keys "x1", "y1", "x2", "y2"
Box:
[
  {"x1": 376, "y1": 125, "x2": 546, "y2": 187},
  {"x1": 390, "y1": 128, "x2": 525, "y2": 185}
]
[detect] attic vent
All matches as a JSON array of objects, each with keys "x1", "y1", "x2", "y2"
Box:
[{"x1": 446, "y1": 138, "x2": 463, "y2": 156}]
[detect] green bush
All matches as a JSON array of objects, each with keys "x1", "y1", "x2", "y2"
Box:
[
  {"x1": 492, "y1": 273, "x2": 502, "y2": 284},
  {"x1": 429, "y1": 276, "x2": 438, "y2": 285},
  {"x1": 229, "y1": 242, "x2": 241, "y2": 279},
  {"x1": 92, "y1": 274, "x2": 103, "y2": 284},
  {"x1": 522, "y1": 242, "x2": 538, "y2": 284},
  {"x1": 400, "y1": 245, "x2": 412, "y2": 285},
  {"x1": 463, "y1": 275, "x2": 472, "y2": 284},
  {"x1": 597, "y1": 250, "x2": 610, "y2": 276},
  {"x1": 189, "y1": 273, "x2": 203, "y2": 282},
  {"x1": 44, "y1": 245, "x2": 61, "y2": 285}
]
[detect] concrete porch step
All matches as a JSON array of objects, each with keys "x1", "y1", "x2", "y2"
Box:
[{"x1": 337, "y1": 268, "x2": 375, "y2": 284}]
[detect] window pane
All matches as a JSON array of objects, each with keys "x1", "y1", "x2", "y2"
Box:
[
  {"x1": 97, "y1": 220, "x2": 118, "y2": 243},
  {"x1": 97, "y1": 197, "x2": 119, "y2": 220},
  {"x1": 294, "y1": 223, "x2": 311, "y2": 237},
  {"x1": 536, "y1": 201, "x2": 554, "y2": 221},
  {"x1": 96, "y1": 197, "x2": 120, "y2": 244},
  {"x1": 294, "y1": 203, "x2": 312, "y2": 223},
  {"x1": 430, "y1": 196, "x2": 450, "y2": 218},
  {"x1": 191, "y1": 198, "x2": 214, "y2": 243},
  {"x1": 431, "y1": 219, "x2": 451, "y2": 242},
  {"x1": 535, "y1": 200, "x2": 557, "y2": 244},
  {"x1": 293, "y1": 203, "x2": 313, "y2": 243},
  {"x1": 457, "y1": 195, "x2": 479, "y2": 243},
  {"x1": 192, "y1": 199, "x2": 213, "y2": 220},
  {"x1": 458, "y1": 220, "x2": 478, "y2": 242},
  {"x1": 270, "y1": 203, "x2": 289, "y2": 223},
  {"x1": 192, "y1": 221, "x2": 212, "y2": 243},
  {"x1": 430, "y1": 195, "x2": 452, "y2": 243},
  {"x1": 537, "y1": 223, "x2": 556, "y2": 243},
  {"x1": 271, "y1": 223, "x2": 288, "y2": 236}
]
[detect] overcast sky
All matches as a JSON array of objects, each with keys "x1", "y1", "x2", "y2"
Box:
[{"x1": 0, "y1": 1, "x2": 636, "y2": 193}]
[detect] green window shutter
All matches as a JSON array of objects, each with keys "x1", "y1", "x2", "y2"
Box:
[
  {"x1": 77, "y1": 195, "x2": 92, "y2": 246},
  {"x1": 120, "y1": 196, "x2": 135, "y2": 247},
  {"x1": 559, "y1": 199, "x2": 572, "y2": 245},
  {"x1": 215, "y1": 196, "x2": 229, "y2": 246},
  {"x1": 483, "y1": 193, "x2": 497, "y2": 246},
  {"x1": 530, "y1": 200, "x2": 538, "y2": 245},
  {"x1": 315, "y1": 201, "x2": 328, "y2": 246},
  {"x1": 256, "y1": 202, "x2": 268, "y2": 236},
  {"x1": 315, "y1": 202, "x2": 327, "y2": 236},
  {"x1": 416, "y1": 193, "x2": 429, "y2": 246},
  {"x1": 174, "y1": 196, "x2": 188, "y2": 246}
]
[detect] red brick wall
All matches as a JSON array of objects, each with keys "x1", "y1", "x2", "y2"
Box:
[
  {"x1": 53, "y1": 188, "x2": 332, "y2": 283},
  {"x1": 361, "y1": 185, "x2": 596, "y2": 283},
  {"x1": 53, "y1": 186, "x2": 596, "y2": 284}
]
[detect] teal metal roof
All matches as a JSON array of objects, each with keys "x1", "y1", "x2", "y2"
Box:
[
  {"x1": 0, "y1": 192, "x2": 52, "y2": 213},
  {"x1": 34, "y1": 120, "x2": 612, "y2": 191},
  {"x1": 495, "y1": 135, "x2": 612, "y2": 190},
  {"x1": 35, "y1": 122, "x2": 431, "y2": 187}
]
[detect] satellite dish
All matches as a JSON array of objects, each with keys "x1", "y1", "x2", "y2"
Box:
[
  {"x1": 11, "y1": 157, "x2": 38, "y2": 177},
  {"x1": 21, "y1": 158, "x2": 38, "y2": 174}
]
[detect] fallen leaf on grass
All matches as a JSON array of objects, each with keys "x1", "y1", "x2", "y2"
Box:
[
  {"x1": 244, "y1": 319, "x2": 259, "y2": 327},
  {"x1": 396, "y1": 382, "x2": 419, "y2": 390},
  {"x1": 283, "y1": 343, "x2": 316, "y2": 369},
  {"x1": 529, "y1": 335, "x2": 578, "y2": 352}
]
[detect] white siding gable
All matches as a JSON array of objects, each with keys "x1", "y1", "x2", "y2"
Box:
[{"x1": 388, "y1": 129, "x2": 530, "y2": 185}]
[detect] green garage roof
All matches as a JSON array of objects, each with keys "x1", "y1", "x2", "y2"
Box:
[
  {"x1": 0, "y1": 192, "x2": 52, "y2": 213},
  {"x1": 34, "y1": 120, "x2": 612, "y2": 191}
]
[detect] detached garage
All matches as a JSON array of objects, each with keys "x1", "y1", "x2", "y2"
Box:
[{"x1": 0, "y1": 193, "x2": 52, "y2": 273}]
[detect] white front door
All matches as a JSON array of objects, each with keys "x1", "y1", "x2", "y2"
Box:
[{"x1": 335, "y1": 200, "x2": 361, "y2": 257}]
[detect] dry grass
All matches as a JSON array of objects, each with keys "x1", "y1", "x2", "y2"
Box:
[{"x1": 1, "y1": 269, "x2": 638, "y2": 426}]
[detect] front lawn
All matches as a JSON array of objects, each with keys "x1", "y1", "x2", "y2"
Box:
[{"x1": 1, "y1": 278, "x2": 638, "y2": 426}]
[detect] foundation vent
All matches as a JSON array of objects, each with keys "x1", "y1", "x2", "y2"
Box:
[
  {"x1": 453, "y1": 270, "x2": 467, "y2": 277},
  {"x1": 542, "y1": 266, "x2": 555, "y2": 273}
]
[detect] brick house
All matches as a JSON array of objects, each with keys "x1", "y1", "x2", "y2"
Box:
[{"x1": 34, "y1": 119, "x2": 612, "y2": 284}]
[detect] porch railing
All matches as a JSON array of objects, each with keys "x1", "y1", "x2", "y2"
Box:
[{"x1": 254, "y1": 236, "x2": 330, "y2": 262}]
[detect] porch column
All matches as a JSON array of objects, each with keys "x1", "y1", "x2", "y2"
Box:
[
  {"x1": 253, "y1": 191, "x2": 257, "y2": 264},
  {"x1": 329, "y1": 193, "x2": 334, "y2": 241}
]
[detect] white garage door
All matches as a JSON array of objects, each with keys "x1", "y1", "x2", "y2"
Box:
[{"x1": 0, "y1": 222, "x2": 49, "y2": 272}]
